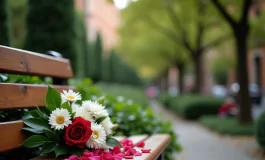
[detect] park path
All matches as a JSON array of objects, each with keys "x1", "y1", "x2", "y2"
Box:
[{"x1": 149, "y1": 100, "x2": 255, "y2": 160}]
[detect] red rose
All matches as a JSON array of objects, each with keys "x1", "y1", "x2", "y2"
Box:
[{"x1": 65, "y1": 117, "x2": 92, "y2": 148}]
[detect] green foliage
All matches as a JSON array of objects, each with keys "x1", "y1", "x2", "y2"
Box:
[
  {"x1": 249, "y1": 12, "x2": 265, "y2": 47},
  {"x1": 74, "y1": 11, "x2": 88, "y2": 78},
  {"x1": 200, "y1": 115, "x2": 254, "y2": 135},
  {"x1": 161, "y1": 94, "x2": 224, "y2": 119},
  {"x1": 102, "y1": 50, "x2": 142, "y2": 85},
  {"x1": 106, "y1": 137, "x2": 122, "y2": 148},
  {"x1": 21, "y1": 135, "x2": 50, "y2": 148},
  {"x1": 97, "y1": 83, "x2": 147, "y2": 105},
  {"x1": 93, "y1": 32, "x2": 103, "y2": 82},
  {"x1": 24, "y1": 0, "x2": 77, "y2": 73},
  {"x1": 0, "y1": 0, "x2": 10, "y2": 46},
  {"x1": 256, "y1": 111, "x2": 265, "y2": 148},
  {"x1": 0, "y1": 74, "x2": 52, "y2": 84},
  {"x1": 211, "y1": 54, "x2": 233, "y2": 85},
  {"x1": 8, "y1": 0, "x2": 27, "y2": 48},
  {"x1": 158, "y1": 92, "x2": 175, "y2": 107}
]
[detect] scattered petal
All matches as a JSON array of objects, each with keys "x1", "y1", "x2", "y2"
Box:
[
  {"x1": 124, "y1": 156, "x2": 134, "y2": 159},
  {"x1": 136, "y1": 141, "x2": 145, "y2": 147},
  {"x1": 141, "y1": 149, "x2": 151, "y2": 153}
]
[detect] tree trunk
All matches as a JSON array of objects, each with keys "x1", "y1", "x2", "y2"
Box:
[
  {"x1": 194, "y1": 53, "x2": 203, "y2": 93},
  {"x1": 177, "y1": 64, "x2": 184, "y2": 93},
  {"x1": 235, "y1": 29, "x2": 252, "y2": 124}
]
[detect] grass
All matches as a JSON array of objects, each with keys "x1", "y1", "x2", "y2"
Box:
[
  {"x1": 199, "y1": 115, "x2": 254, "y2": 135},
  {"x1": 97, "y1": 83, "x2": 148, "y2": 105}
]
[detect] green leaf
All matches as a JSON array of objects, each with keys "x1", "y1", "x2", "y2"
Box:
[
  {"x1": 41, "y1": 142, "x2": 58, "y2": 154},
  {"x1": 46, "y1": 103, "x2": 57, "y2": 113},
  {"x1": 106, "y1": 137, "x2": 122, "y2": 148},
  {"x1": 61, "y1": 102, "x2": 72, "y2": 114},
  {"x1": 96, "y1": 116, "x2": 107, "y2": 124},
  {"x1": 43, "y1": 129, "x2": 60, "y2": 142},
  {"x1": 46, "y1": 86, "x2": 61, "y2": 108},
  {"x1": 111, "y1": 117, "x2": 117, "y2": 123},
  {"x1": 27, "y1": 110, "x2": 39, "y2": 117},
  {"x1": 21, "y1": 135, "x2": 50, "y2": 148},
  {"x1": 22, "y1": 127, "x2": 43, "y2": 134},
  {"x1": 69, "y1": 147, "x2": 84, "y2": 157},
  {"x1": 97, "y1": 97, "x2": 105, "y2": 105},
  {"x1": 55, "y1": 144, "x2": 68, "y2": 157},
  {"x1": 24, "y1": 118, "x2": 50, "y2": 131},
  {"x1": 35, "y1": 105, "x2": 47, "y2": 119}
]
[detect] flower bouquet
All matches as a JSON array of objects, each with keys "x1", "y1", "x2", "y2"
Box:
[{"x1": 21, "y1": 87, "x2": 122, "y2": 159}]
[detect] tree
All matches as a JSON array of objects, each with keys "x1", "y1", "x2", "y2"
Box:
[
  {"x1": 24, "y1": 0, "x2": 77, "y2": 72},
  {"x1": 119, "y1": 0, "x2": 229, "y2": 93},
  {"x1": 0, "y1": 0, "x2": 10, "y2": 46},
  {"x1": 92, "y1": 33, "x2": 103, "y2": 82},
  {"x1": 211, "y1": 0, "x2": 253, "y2": 123}
]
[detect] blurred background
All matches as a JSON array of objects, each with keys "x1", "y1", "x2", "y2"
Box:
[{"x1": 1, "y1": 0, "x2": 265, "y2": 159}]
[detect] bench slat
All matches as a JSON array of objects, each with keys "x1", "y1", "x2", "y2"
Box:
[
  {"x1": 0, "y1": 121, "x2": 26, "y2": 152},
  {"x1": 0, "y1": 45, "x2": 73, "y2": 78},
  {"x1": 127, "y1": 134, "x2": 148, "y2": 145},
  {"x1": 134, "y1": 134, "x2": 171, "y2": 160},
  {"x1": 0, "y1": 83, "x2": 76, "y2": 109}
]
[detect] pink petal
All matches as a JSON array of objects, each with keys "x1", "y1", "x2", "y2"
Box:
[
  {"x1": 136, "y1": 141, "x2": 145, "y2": 147},
  {"x1": 141, "y1": 149, "x2": 151, "y2": 153},
  {"x1": 83, "y1": 151, "x2": 93, "y2": 157},
  {"x1": 88, "y1": 156, "x2": 100, "y2": 160},
  {"x1": 112, "y1": 146, "x2": 122, "y2": 155},
  {"x1": 124, "y1": 156, "x2": 134, "y2": 159},
  {"x1": 135, "y1": 151, "x2": 142, "y2": 156}
]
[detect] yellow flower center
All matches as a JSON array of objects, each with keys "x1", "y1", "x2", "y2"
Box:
[
  {"x1": 66, "y1": 95, "x2": 75, "y2": 100},
  {"x1": 56, "y1": 116, "x2": 65, "y2": 124},
  {"x1": 93, "y1": 131, "x2": 99, "y2": 139}
]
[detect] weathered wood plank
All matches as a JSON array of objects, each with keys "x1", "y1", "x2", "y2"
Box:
[
  {"x1": 0, "y1": 45, "x2": 73, "y2": 78},
  {"x1": 0, "y1": 83, "x2": 76, "y2": 109},
  {"x1": 0, "y1": 121, "x2": 26, "y2": 152}
]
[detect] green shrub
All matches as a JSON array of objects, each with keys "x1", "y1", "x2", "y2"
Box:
[
  {"x1": 200, "y1": 116, "x2": 254, "y2": 135},
  {"x1": 256, "y1": 111, "x2": 265, "y2": 148},
  {"x1": 24, "y1": 0, "x2": 77, "y2": 72},
  {"x1": 168, "y1": 94, "x2": 224, "y2": 119},
  {"x1": 0, "y1": 0, "x2": 10, "y2": 46},
  {"x1": 158, "y1": 92, "x2": 175, "y2": 107},
  {"x1": 97, "y1": 82, "x2": 147, "y2": 105}
]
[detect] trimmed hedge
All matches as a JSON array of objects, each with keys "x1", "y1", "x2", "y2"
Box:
[
  {"x1": 256, "y1": 111, "x2": 265, "y2": 148},
  {"x1": 200, "y1": 116, "x2": 254, "y2": 135},
  {"x1": 160, "y1": 94, "x2": 224, "y2": 120}
]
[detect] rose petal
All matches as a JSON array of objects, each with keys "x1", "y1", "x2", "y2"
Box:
[
  {"x1": 88, "y1": 156, "x2": 100, "y2": 160},
  {"x1": 136, "y1": 141, "x2": 145, "y2": 147},
  {"x1": 135, "y1": 151, "x2": 142, "y2": 156},
  {"x1": 141, "y1": 149, "x2": 151, "y2": 153},
  {"x1": 124, "y1": 156, "x2": 134, "y2": 159}
]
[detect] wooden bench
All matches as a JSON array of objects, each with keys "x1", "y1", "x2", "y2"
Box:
[{"x1": 0, "y1": 45, "x2": 171, "y2": 160}]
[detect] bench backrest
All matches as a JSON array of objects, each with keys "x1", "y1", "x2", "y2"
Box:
[{"x1": 0, "y1": 45, "x2": 75, "y2": 152}]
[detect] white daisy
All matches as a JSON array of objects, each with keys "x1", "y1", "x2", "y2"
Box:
[
  {"x1": 71, "y1": 103, "x2": 80, "y2": 113},
  {"x1": 74, "y1": 107, "x2": 94, "y2": 122},
  {"x1": 100, "y1": 117, "x2": 114, "y2": 135},
  {"x1": 86, "y1": 123, "x2": 106, "y2": 149},
  {"x1": 48, "y1": 108, "x2": 72, "y2": 130},
  {"x1": 61, "y1": 90, "x2": 81, "y2": 102},
  {"x1": 82, "y1": 100, "x2": 108, "y2": 118}
]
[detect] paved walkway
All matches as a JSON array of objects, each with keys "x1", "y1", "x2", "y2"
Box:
[{"x1": 150, "y1": 100, "x2": 255, "y2": 160}]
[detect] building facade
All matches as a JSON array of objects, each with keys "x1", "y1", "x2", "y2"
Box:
[{"x1": 75, "y1": 0, "x2": 120, "y2": 51}]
